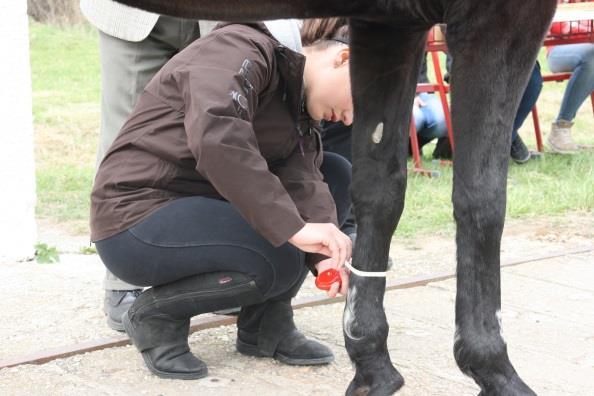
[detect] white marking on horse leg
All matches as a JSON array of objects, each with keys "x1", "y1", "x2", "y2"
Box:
[
  {"x1": 496, "y1": 309, "x2": 506, "y2": 344},
  {"x1": 343, "y1": 285, "x2": 363, "y2": 341},
  {"x1": 454, "y1": 325, "x2": 461, "y2": 344},
  {"x1": 371, "y1": 122, "x2": 383, "y2": 144}
]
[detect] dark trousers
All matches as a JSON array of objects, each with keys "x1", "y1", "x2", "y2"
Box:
[
  {"x1": 320, "y1": 123, "x2": 357, "y2": 236},
  {"x1": 95, "y1": 152, "x2": 352, "y2": 299},
  {"x1": 512, "y1": 62, "x2": 543, "y2": 142}
]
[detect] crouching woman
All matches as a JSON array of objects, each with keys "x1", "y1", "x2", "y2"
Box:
[{"x1": 91, "y1": 18, "x2": 353, "y2": 379}]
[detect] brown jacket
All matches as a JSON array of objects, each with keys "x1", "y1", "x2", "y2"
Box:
[{"x1": 91, "y1": 22, "x2": 337, "y2": 255}]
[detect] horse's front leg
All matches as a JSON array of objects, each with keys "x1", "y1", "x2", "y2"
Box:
[
  {"x1": 445, "y1": 1, "x2": 557, "y2": 395},
  {"x1": 345, "y1": 20, "x2": 429, "y2": 396}
]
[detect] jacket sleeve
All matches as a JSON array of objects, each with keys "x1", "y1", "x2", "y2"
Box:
[
  {"x1": 272, "y1": 131, "x2": 338, "y2": 225},
  {"x1": 272, "y1": 131, "x2": 339, "y2": 270},
  {"x1": 178, "y1": 30, "x2": 306, "y2": 247}
]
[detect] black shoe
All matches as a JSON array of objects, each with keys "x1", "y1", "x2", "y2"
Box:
[
  {"x1": 237, "y1": 328, "x2": 334, "y2": 365},
  {"x1": 104, "y1": 289, "x2": 142, "y2": 331},
  {"x1": 236, "y1": 300, "x2": 334, "y2": 366},
  {"x1": 124, "y1": 272, "x2": 264, "y2": 380},
  {"x1": 432, "y1": 137, "x2": 452, "y2": 160},
  {"x1": 122, "y1": 311, "x2": 207, "y2": 380},
  {"x1": 510, "y1": 136, "x2": 531, "y2": 164}
]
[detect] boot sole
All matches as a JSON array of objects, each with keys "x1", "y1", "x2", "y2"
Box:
[
  {"x1": 511, "y1": 154, "x2": 531, "y2": 164},
  {"x1": 106, "y1": 316, "x2": 125, "y2": 332},
  {"x1": 236, "y1": 338, "x2": 334, "y2": 366},
  {"x1": 547, "y1": 141, "x2": 577, "y2": 154},
  {"x1": 122, "y1": 313, "x2": 208, "y2": 380}
]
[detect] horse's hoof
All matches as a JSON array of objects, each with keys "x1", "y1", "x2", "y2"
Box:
[
  {"x1": 345, "y1": 369, "x2": 404, "y2": 396},
  {"x1": 345, "y1": 374, "x2": 368, "y2": 396},
  {"x1": 367, "y1": 372, "x2": 404, "y2": 396},
  {"x1": 477, "y1": 373, "x2": 537, "y2": 396},
  {"x1": 346, "y1": 382, "x2": 370, "y2": 396}
]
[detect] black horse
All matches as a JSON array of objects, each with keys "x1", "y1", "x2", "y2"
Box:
[{"x1": 114, "y1": 1, "x2": 558, "y2": 395}]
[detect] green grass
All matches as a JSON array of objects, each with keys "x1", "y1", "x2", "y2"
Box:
[
  {"x1": 399, "y1": 150, "x2": 594, "y2": 238},
  {"x1": 398, "y1": 51, "x2": 594, "y2": 238},
  {"x1": 30, "y1": 21, "x2": 594, "y2": 237},
  {"x1": 30, "y1": 21, "x2": 100, "y2": 234}
]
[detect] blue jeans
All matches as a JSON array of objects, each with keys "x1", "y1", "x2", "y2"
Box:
[
  {"x1": 547, "y1": 43, "x2": 594, "y2": 122},
  {"x1": 412, "y1": 93, "x2": 448, "y2": 141},
  {"x1": 512, "y1": 63, "x2": 543, "y2": 142}
]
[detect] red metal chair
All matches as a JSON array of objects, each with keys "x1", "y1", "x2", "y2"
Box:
[{"x1": 408, "y1": 26, "x2": 453, "y2": 177}]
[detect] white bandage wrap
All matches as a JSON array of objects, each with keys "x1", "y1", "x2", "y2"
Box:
[{"x1": 344, "y1": 260, "x2": 388, "y2": 278}]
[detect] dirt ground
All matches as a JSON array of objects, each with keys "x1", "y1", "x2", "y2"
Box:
[{"x1": 0, "y1": 212, "x2": 592, "y2": 395}]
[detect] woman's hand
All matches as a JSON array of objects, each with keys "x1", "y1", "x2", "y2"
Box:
[
  {"x1": 288, "y1": 223, "x2": 352, "y2": 268},
  {"x1": 315, "y1": 258, "x2": 350, "y2": 297},
  {"x1": 413, "y1": 95, "x2": 426, "y2": 109}
]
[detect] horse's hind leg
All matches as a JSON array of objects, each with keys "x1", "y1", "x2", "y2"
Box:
[
  {"x1": 345, "y1": 20, "x2": 429, "y2": 396},
  {"x1": 445, "y1": 1, "x2": 557, "y2": 395}
]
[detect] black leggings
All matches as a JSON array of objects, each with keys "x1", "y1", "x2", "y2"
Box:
[{"x1": 95, "y1": 152, "x2": 352, "y2": 299}]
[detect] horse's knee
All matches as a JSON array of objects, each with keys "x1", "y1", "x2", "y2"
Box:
[
  {"x1": 352, "y1": 166, "x2": 406, "y2": 205},
  {"x1": 452, "y1": 186, "x2": 505, "y2": 237}
]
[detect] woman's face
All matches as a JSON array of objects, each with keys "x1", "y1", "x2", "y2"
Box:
[{"x1": 305, "y1": 47, "x2": 353, "y2": 126}]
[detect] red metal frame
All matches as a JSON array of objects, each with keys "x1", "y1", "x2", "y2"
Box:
[
  {"x1": 408, "y1": 118, "x2": 440, "y2": 177},
  {"x1": 531, "y1": 105, "x2": 544, "y2": 152},
  {"x1": 545, "y1": 14, "x2": 594, "y2": 46},
  {"x1": 429, "y1": 51, "x2": 455, "y2": 153},
  {"x1": 408, "y1": 26, "x2": 452, "y2": 177}
]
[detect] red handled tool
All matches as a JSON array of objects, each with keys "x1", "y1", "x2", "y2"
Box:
[{"x1": 315, "y1": 268, "x2": 342, "y2": 291}]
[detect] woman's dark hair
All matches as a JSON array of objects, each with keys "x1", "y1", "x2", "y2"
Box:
[{"x1": 300, "y1": 18, "x2": 349, "y2": 48}]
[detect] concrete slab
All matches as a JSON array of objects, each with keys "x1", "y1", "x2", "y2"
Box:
[{"x1": 1, "y1": 250, "x2": 592, "y2": 395}]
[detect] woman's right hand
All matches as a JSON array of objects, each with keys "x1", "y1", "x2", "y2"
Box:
[
  {"x1": 315, "y1": 257, "x2": 350, "y2": 297},
  {"x1": 288, "y1": 223, "x2": 352, "y2": 268}
]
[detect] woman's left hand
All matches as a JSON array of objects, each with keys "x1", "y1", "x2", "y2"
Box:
[
  {"x1": 315, "y1": 258, "x2": 349, "y2": 297},
  {"x1": 413, "y1": 96, "x2": 426, "y2": 109}
]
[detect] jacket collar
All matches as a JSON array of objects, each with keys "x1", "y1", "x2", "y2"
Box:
[{"x1": 213, "y1": 22, "x2": 309, "y2": 132}]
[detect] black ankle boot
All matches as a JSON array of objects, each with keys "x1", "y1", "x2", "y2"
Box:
[
  {"x1": 123, "y1": 271, "x2": 265, "y2": 379},
  {"x1": 122, "y1": 313, "x2": 205, "y2": 379},
  {"x1": 236, "y1": 299, "x2": 334, "y2": 365}
]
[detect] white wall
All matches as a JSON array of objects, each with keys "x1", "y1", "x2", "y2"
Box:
[{"x1": 0, "y1": 1, "x2": 37, "y2": 261}]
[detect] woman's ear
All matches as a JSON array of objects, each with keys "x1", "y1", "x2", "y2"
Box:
[{"x1": 334, "y1": 47, "x2": 350, "y2": 68}]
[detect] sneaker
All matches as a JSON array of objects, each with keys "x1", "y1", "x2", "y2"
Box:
[
  {"x1": 510, "y1": 136, "x2": 531, "y2": 164},
  {"x1": 104, "y1": 289, "x2": 142, "y2": 331},
  {"x1": 547, "y1": 120, "x2": 578, "y2": 154}
]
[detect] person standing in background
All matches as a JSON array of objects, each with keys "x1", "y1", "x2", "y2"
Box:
[{"x1": 80, "y1": 0, "x2": 208, "y2": 332}]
